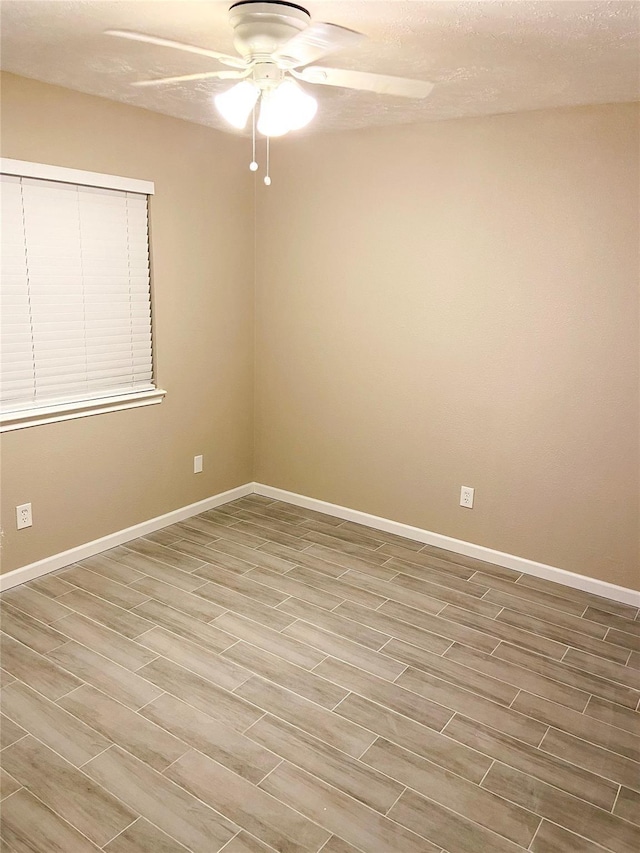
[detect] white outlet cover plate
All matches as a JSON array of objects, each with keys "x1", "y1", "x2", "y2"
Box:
[
  {"x1": 16, "y1": 502, "x2": 32, "y2": 529},
  {"x1": 460, "y1": 486, "x2": 474, "y2": 508},
  {"x1": 194, "y1": 455, "x2": 203, "y2": 474}
]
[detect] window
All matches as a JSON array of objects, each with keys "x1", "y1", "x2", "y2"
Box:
[{"x1": 0, "y1": 159, "x2": 164, "y2": 431}]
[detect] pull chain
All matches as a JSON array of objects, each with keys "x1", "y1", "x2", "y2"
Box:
[
  {"x1": 264, "y1": 136, "x2": 271, "y2": 186},
  {"x1": 249, "y1": 105, "x2": 258, "y2": 172}
]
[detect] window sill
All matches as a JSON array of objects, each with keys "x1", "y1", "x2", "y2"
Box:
[{"x1": 0, "y1": 389, "x2": 166, "y2": 432}]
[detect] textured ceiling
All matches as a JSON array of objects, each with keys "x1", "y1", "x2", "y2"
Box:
[{"x1": 1, "y1": 1, "x2": 639, "y2": 136}]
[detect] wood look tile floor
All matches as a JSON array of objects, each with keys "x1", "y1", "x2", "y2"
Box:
[{"x1": 1, "y1": 495, "x2": 639, "y2": 853}]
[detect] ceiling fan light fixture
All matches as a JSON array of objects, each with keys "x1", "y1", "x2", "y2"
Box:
[
  {"x1": 257, "y1": 78, "x2": 317, "y2": 137},
  {"x1": 215, "y1": 80, "x2": 260, "y2": 129}
]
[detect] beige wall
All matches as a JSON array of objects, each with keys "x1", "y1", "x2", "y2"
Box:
[
  {"x1": 2, "y1": 75, "x2": 638, "y2": 591},
  {"x1": 255, "y1": 103, "x2": 640, "y2": 589},
  {"x1": 0, "y1": 73, "x2": 255, "y2": 573}
]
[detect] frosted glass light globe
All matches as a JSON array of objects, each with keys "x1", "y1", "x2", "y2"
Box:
[
  {"x1": 257, "y1": 79, "x2": 317, "y2": 137},
  {"x1": 215, "y1": 81, "x2": 260, "y2": 130}
]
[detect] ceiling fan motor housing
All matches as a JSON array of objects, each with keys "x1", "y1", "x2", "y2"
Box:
[{"x1": 229, "y1": 1, "x2": 310, "y2": 60}]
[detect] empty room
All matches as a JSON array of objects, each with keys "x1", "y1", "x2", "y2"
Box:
[{"x1": 0, "y1": 1, "x2": 638, "y2": 852}]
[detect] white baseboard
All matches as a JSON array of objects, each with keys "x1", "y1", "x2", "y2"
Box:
[
  {"x1": 0, "y1": 483, "x2": 254, "y2": 592},
  {"x1": 3, "y1": 479, "x2": 638, "y2": 608},
  {"x1": 254, "y1": 483, "x2": 640, "y2": 608}
]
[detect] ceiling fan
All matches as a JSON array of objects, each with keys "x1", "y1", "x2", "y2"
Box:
[{"x1": 106, "y1": 0, "x2": 435, "y2": 141}]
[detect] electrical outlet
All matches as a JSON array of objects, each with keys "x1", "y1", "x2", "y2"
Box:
[
  {"x1": 194, "y1": 455, "x2": 203, "y2": 474},
  {"x1": 460, "y1": 486, "x2": 474, "y2": 509},
  {"x1": 16, "y1": 503, "x2": 32, "y2": 530}
]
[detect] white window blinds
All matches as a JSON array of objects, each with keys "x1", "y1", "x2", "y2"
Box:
[{"x1": 1, "y1": 170, "x2": 156, "y2": 419}]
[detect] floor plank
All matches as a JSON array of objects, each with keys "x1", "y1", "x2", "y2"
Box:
[
  {"x1": 165, "y1": 749, "x2": 331, "y2": 852},
  {"x1": 0, "y1": 788, "x2": 102, "y2": 852},
  {"x1": 2, "y1": 736, "x2": 137, "y2": 846},
  {"x1": 84, "y1": 745, "x2": 237, "y2": 853}
]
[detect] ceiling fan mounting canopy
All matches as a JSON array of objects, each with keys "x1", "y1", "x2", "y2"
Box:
[{"x1": 229, "y1": 1, "x2": 310, "y2": 62}]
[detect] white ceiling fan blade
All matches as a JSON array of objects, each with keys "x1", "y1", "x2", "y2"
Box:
[
  {"x1": 132, "y1": 69, "x2": 249, "y2": 88},
  {"x1": 274, "y1": 23, "x2": 365, "y2": 68},
  {"x1": 105, "y1": 30, "x2": 247, "y2": 69},
  {"x1": 293, "y1": 66, "x2": 434, "y2": 99}
]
